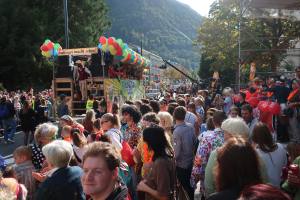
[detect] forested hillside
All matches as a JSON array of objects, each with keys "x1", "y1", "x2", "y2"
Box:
[{"x1": 106, "y1": 0, "x2": 203, "y2": 69}]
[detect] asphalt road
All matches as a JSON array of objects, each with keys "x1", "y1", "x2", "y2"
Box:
[{"x1": 1, "y1": 131, "x2": 24, "y2": 163}]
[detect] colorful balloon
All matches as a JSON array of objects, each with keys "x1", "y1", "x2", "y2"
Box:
[{"x1": 99, "y1": 36, "x2": 107, "y2": 45}]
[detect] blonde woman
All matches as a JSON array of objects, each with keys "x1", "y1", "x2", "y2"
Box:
[
  {"x1": 29, "y1": 123, "x2": 58, "y2": 170},
  {"x1": 157, "y1": 111, "x2": 173, "y2": 139}
]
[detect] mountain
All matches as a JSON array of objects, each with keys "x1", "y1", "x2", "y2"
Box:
[{"x1": 105, "y1": 0, "x2": 203, "y2": 69}]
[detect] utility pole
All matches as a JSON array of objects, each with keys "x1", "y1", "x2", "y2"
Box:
[{"x1": 63, "y1": 0, "x2": 69, "y2": 48}]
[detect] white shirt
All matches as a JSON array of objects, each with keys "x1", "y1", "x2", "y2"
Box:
[
  {"x1": 256, "y1": 143, "x2": 287, "y2": 187},
  {"x1": 105, "y1": 128, "x2": 122, "y2": 152}
]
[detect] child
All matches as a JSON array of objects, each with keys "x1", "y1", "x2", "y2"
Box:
[
  {"x1": 13, "y1": 146, "x2": 36, "y2": 200},
  {"x1": 61, "y1": 125, "x2": 72, "y2": 142}
]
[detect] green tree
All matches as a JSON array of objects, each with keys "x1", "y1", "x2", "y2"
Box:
[
  {"x1": 198, "y1": 0, "x2": 300, "y2": 86},
  {"x1": 0, "y1": 0, "x2": 110, "y2": 90}
]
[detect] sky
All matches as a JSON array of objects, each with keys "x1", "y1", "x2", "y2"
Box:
[{"x1": 177, "y1": 0, "x2": 215, "y2": 16}]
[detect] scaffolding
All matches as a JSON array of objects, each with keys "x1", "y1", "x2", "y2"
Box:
[{"x1": 235, "y1": 0, "x2": 300, "y2": 90}]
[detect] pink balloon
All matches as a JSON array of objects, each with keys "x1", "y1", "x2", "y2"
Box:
[{"x1": 99, "y1": 36, "x2": 107, "y2": 45}]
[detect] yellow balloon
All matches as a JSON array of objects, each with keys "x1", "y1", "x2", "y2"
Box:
[{"x1": 102, "y1": 44, "x2": 108, "y2": 52}]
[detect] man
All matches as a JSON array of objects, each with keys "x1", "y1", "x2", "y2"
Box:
[
  {"x1": 177, "y1": 98, "x2": 197, "y2": 127},
  {"x1": 81, "y1": 142, "x2": 129, "y2": 200},
  {"x1": 241, "y1": 104, "x2": 259, "y2": 137},
  {"x1": 0, "y1": 96, "x2": 16, "y2": 144},
  {"x1": 235, "y1": 92, "x2": 247, "y2": 109},
  {"x1": 74, "y1": 60, "x2": 92, "y2": 101},
  {"x1": 173, "y1": 106, "x2": 196, "y2": 200}
]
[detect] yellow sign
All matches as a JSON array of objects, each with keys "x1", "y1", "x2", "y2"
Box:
[{"x1": 59, "y1": 47, "x2": 98, "y2": 56}]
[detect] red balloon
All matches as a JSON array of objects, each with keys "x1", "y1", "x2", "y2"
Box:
[
  {"x1": 247, "y1": 97, "x2": 259, "y2": 108},
  {"x1": 40, "y1": 45, "x2": 49, "y2": 51},
  {"x1": 108, "y1": 37, "x2": 115, "y2": 45},
  {"x1": 99, "y1": 36, "x2": 107, "y2": 45},
  {"x1": 268, "y1": 102, "x2": 281, "y2": 115},
  {"x1": 47, "y1": 42, "x2": 54, "y2": 50}
]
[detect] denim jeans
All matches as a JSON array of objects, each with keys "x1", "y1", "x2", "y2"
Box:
[{"x1": 3, "y1": 118, "x2": 17, "y2": 141}]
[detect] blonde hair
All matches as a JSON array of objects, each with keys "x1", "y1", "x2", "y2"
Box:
[
  {"x1": 85, "y1": 109, "x2": 95, "y2": 122},
  {"x1": 157, "y1": 112, "x2": 173, "y2": 130},
  {"x1": 42, "y1": 140, "x2": 73, "y2": 168},
  {"x1": 34, "y1": 123, "x2": 58, "y2": 145}
]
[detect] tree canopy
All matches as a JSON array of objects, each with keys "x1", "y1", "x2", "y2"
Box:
[
  {"x1": 198, "y1": 0, "x2": 300, "y2": 86},
  {"x1": 0, "y1": 0, "x2": 110, "y2": 90}
]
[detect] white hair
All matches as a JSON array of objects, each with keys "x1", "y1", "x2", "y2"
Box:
[
  {"x1": 221, "y1": 118, "x2": 250, "y2": 139},
  {"x1": 42, "y1": 140, "x2": 73, "y2": 168}
]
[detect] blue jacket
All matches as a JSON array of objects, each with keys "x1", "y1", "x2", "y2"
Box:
[{"x1": 36, "y1": 166, "x2": 85, "y2": 200}]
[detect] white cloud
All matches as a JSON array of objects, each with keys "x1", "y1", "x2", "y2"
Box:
[{"x1": 177, "y1": 0, "x2": 215, "y2": 16}]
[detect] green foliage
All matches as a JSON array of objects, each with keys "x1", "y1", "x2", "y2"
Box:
[
  {"x1": 198, "y1": 0, "x2": 300, "y2": 85},
  {"x1": 0, "y1": 0, "x2": 110, "y2": 90},
  {"x1": 106, "y1": 0, "x2": 202, "y2": 70}
]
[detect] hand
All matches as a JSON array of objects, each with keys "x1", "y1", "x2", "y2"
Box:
[
  {"x1": 288, "y1": 171, "x2": 300, "y2": 187},
  {"x1": 194, "y1": 156, "x2": 202, "y2": 166},
  {"x1": 32, "y1": 172, "x2": 47, "y2": 182},
  {"x1": 137, "y1": 180, "x2": 149, "y2": 192}
]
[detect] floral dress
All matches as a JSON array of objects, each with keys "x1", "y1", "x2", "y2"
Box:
[
  {"x1": 191, "y1": 128, "x2": 224, "y2": 190},
  {"x1": 122, "y1": 123, "x2": 142, "y2": 149}
]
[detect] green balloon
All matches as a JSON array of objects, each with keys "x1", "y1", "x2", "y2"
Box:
[
  {"x1": 45, "y1": 39, "x2": 51, "y2": 44},
  {"x1": 54, "y1": 43, "x2": 60, "y2": 50}
]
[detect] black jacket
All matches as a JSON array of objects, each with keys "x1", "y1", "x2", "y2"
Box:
[{"x1": 36, "y1": 166, "x2": 85, "y2": 200}]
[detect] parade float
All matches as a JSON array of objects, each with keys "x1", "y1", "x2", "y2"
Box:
[{"x1": 40, "y1": 36, "x2": 150, "y2": 115}]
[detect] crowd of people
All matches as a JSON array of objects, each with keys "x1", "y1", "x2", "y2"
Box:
[{"x1": 0, "y1": 66, "x2": 299, "y2": 200}]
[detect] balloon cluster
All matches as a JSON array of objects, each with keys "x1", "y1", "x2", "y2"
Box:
[
  {"x1": 40, "y1": 39, "x2": 62, "y2": 58},
  {"x1": 98, "y1": 36, "x2": 149, "y2": 67}
]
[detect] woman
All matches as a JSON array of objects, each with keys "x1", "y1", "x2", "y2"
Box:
[
  {"x1": 157, "y1": 111, "x2": 174, "y2": 140},
  {"x1": 252, "y1": 122, "x2": 287, "y2": 187},
  {"x1": 135, "y1": 112, "x2": 161, "y2": 178},
  {"x1": 30, "y1": 123, "x2": 57, "y2": 170},
  {"x1": 207, "y1": 137, "x2": 262, "y2": 200},
  {"x1": 121, "y1": 105, "x2": 142, "y2": 149},
  {"x1": 204, "y1": 118, "x2": 268, "y2": 196},
  {"x1": 71, "y1": 128, "x2": 87, "y2": 165},
  {"x1": 35, "y1": 140, "x2": 85, "y2": 200},
  {"x1": 82, "y1": 109, "x2": 95, "y2": 134},
  {"x1": 87, "y1": 119, "x2": 103, "y2": 143},
  {"x1": 239, "y1": 184, "x2": 291, "y2": 200},
  {"x1": 137, "y1": 126, "x2": 175, "y2": 200},
  {"x1": 101, "y1": 113, "x2": 122, "y2": 152},
  {"x1": 19, "y1": 100, "x2": 36, "y2": 145}
]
